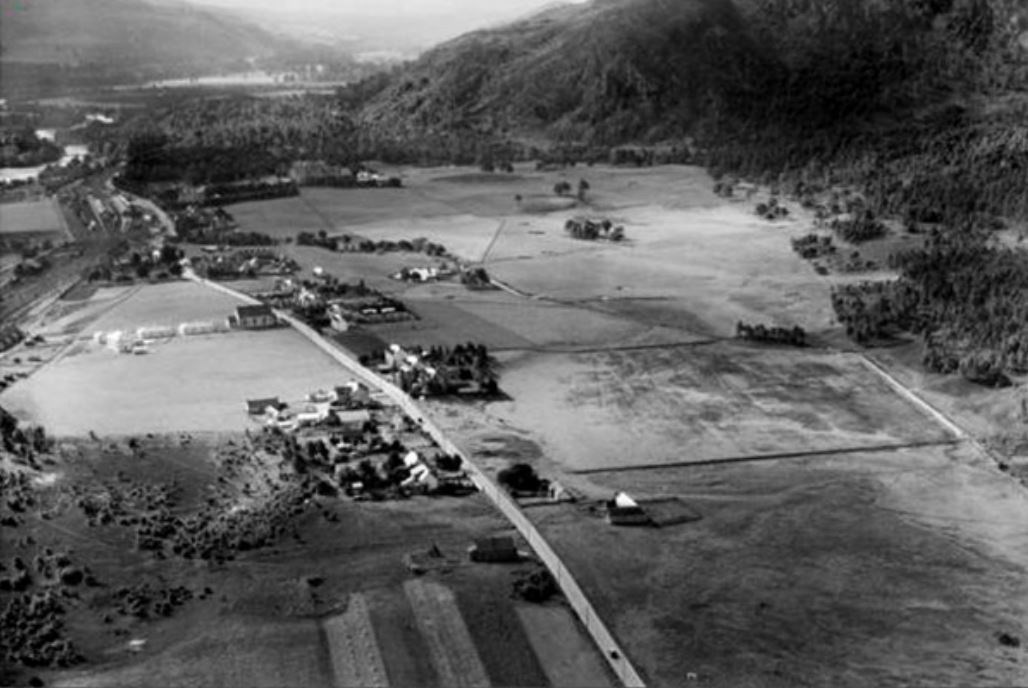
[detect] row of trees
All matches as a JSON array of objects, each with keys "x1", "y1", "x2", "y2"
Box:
[
  {"x1": 297, "y1": 231, "x2": 448, "y2": 257},
  {"x1": 735, "y1": 322, "x2": 807, "y2": 347}
]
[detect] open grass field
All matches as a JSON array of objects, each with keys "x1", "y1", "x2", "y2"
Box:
[
  {"x1": 480, "y1": 345, "x2": 952, "y2": 472},
  {"x1": 516, "y1": 605, "x2": 615, "y2": 688},
  {"x1": 530, "y1": 444, "x2": 1028, "y2": 688},
  {"x1": 80, "y1": 281, "x2": 244, "y2": 334},
  {"x1": 282, "y1": 245, "x2": 421, "y2": 294},
  {"x1": 486, "y1": 204, "x2": 832, "y2": 338},
  {"x1": 0, "y1": 328, "x2": 355, "y2": 435},
  {"x1": 0, "y1": 198, "x2": 68, "y2": 237}
]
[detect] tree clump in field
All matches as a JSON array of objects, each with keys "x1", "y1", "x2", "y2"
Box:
[
  {"x1": 791, "y1": 234, "x2": 836, "y2": 260},
  {"x1": 735, "y1": 322, "x2": 807, "y2": 347},
  {"x1": 512, "y1": 568, "x2": 558, "y2": 603},
  {"x1": 497, "y1": 463, "x2": 546, "y2": 496},
  {"x1": 1, "y1": 406, "x2": 52, "y2": 469},
  {"x1": 564, "y1": 217, "x2": 624, "y2": 242},
  {"x1": 460, "y1": 266, "x2": 495, "y2": 290},
  {"x1": 755, "y1": 197, "x2": 790, "y2": 221}
]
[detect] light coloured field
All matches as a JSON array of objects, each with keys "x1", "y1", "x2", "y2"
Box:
[
  {"x1": 1, "y1": 328, "x2": 355, "y2": 435},
  {"x1": 282, "y1": 245, "x2": 425, "y2": 294},
  {"x1": 451, "y1": 294, "x2": 651, "y2": 349},
  {"x1": 404, "y1": 579, "x2": 490, "y2": 688},
  {"x1": 516, "y1": 605, "x2": 614, "y2": 688},
  {"x1": 55, "y1": 617, "x2": 332, "y2": 688},
  {"x1": 323, "y1": 594, "x2": 389, "y2": 688},
  {"x1": 487, "y1": 204, "x2": 833, "y2": 338},
  {"x1": 79, "y1": 281, "x2": 245, "y2": 335},
  {"x1": 0, "y1": 198, "x2": 67, "y2": 235},
  {"x1": 372, "y1": 297, "x2": 536, "y2": 351},
  {"x1": 486, "y1": 345, "x2": 952, "y2": 472}
]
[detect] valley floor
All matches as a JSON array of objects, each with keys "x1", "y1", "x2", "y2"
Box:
[{"x1": 3, "y1": 163, "x2": 1026, "y2": 686}]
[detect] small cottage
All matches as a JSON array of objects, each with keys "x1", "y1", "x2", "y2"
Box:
[
  {"x1": 232, "y1": 304, "x2": 278, "y2": 330},
  {"x1": 468, "y1": 536, "x2": 519, "y2": 563}
]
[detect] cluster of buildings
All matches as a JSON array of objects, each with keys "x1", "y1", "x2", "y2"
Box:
[
  {"x1": 370, "y1": 343, "x2": 496, "y2": 398},
  {"x1": 288, "y1": 161, "x2": 402, "y2": 189},
  {"x1": 245, "y1": 382, "x2": 473, "y2": 498},
  {"x1": 253, "y1": 270, "x2": 414, "y2": 332},
  {"x1": 246, "y1": 382, "x2": 375, "y2": 433},
  {"x1": 390, "y1": 264, "x2": 456, "y2": 283}
]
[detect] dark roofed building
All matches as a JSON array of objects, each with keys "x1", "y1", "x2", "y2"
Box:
[
  {"x1": 232, "y1": 304, "x2": 278, "y2": 330},
  {"x1": 468, "y1": 536, "x2": 519, "y2": 563},
  {"x1": 246, "y1": 397, "x2": 282, "y2": 415}
]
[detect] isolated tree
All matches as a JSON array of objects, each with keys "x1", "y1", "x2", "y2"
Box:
[{"x1": 577, "y1": 178, "x2": 590, "y2": 200}]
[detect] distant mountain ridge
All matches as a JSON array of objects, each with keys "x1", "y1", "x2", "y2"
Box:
[{"x1": 0, "y1": 0, "x2": 294, "y2": 96}]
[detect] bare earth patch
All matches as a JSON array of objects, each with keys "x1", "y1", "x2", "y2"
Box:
[
  {"x1": 403, "y1": 579, "x2": 491, "y2": 688},
  {"x1": 487, "y1": 346, "x2": 953, "y2": 472},
  {"x1": 323, "y1": 594, "x2": 388, "y2": 688}
]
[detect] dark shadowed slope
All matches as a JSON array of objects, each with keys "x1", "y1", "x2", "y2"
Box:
[{"x1": 357, "y1": 0, "x2": 1028, "y2": 145}]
